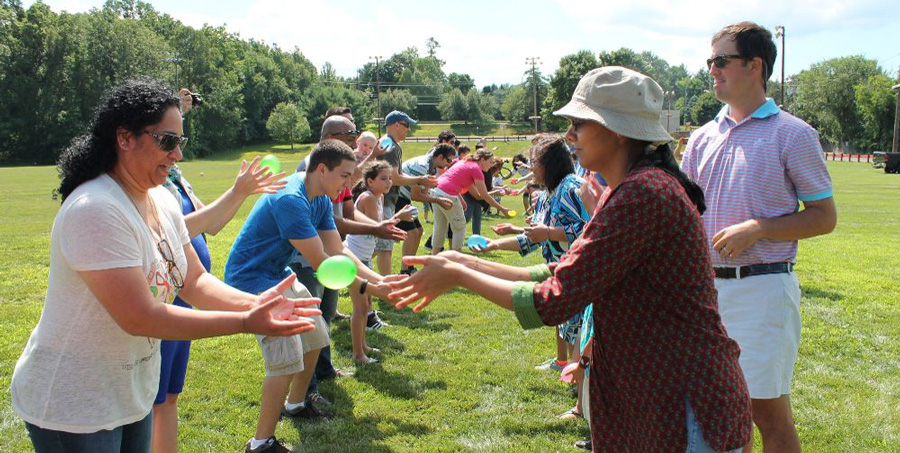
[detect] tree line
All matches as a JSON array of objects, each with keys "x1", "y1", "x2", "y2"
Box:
[{"x1": 1, "y1": 0, "x2": 896, "y2": 164}]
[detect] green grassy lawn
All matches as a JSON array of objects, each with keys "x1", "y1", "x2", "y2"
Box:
[{"x1": 0, "y1": 154, "x2": 897, "y2": 452}]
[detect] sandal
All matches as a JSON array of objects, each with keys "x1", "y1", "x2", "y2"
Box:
[{"x1": 558, "y1": 407, "x2": 583, "y2": 420}]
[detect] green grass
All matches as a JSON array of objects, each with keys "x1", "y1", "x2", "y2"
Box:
[{"x1": 0, "y1": 155, "x2": 897, "y2": 452}]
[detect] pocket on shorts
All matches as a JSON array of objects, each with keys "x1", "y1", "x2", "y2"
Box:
[{"x1": 259, "y1": 335, "x2": 303, "y2": 369}]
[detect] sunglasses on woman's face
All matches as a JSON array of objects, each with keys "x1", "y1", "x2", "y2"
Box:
[
  {"x1": 143, "y1": 130, "x2": 188, "y2": 152},
  {"x1": 706, "y1": 54, "x2": 743, "y2": 70}
]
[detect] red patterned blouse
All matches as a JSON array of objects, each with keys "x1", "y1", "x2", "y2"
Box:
[{"x1": 512, "y1": 166, "x2": 751, "y2": 452}]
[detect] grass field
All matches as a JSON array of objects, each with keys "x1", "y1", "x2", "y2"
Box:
[{"x1": 0, "y1": 144, "x2": 897, "y2": 452}]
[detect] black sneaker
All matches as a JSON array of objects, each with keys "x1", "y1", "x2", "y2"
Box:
[
  {"x1": 366, "y1": 312, "x2": 390, "y2": 330},
  {"x1": 306, "y1": 392, "x2": 332, "y2": 407},
  {"x1": 400, "y1": 266, "x2": 417, "y2": 276},
  {"x1": 424, "y1": 236, "x2": 433, "y2": 251},
  {"x1": 574, "y1": 439, "x2": 592, "y2": 450},
  {"x1": 245, "y1": 436, "x2": 290, "y2": 453},
  {"x1": 281, "y1": 402, "x2": 334, "y2": 420}
]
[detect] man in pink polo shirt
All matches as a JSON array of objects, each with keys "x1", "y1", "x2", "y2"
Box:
[{"x1": 681, "y1": 22, "x2": 837, "y2": 453}]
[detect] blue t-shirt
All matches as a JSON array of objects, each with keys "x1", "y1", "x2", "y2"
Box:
[{"x1": 224, "y1": 173, "x2": 336, "y2": 294}]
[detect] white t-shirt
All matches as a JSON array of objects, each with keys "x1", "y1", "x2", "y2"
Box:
[{"x1": 11, "y1": 174, "x2": 190, "y2": 433}]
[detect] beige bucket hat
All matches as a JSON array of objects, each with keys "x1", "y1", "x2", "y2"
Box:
[{"x1": 553, "y1": 66, "x2": 673, "y2": 143}]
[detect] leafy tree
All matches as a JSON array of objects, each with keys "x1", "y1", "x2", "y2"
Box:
[
  {"x1": 467, "y1": 88, "x2": 496, "y2": 126},
  {"x1": 792, "y1": 56, "x2": 883, "y2": 149},
  {"x1": 544, "y1": 50, "x2": 598, "y2": 131},
  {"x1": 380, "y1": 89, "x2": 418, "y2": 114},
  {"x1": 691, "y1": 91, "x2": 721, "y2": 125},
  {"x1": 501, "y1": 85, "x2": 530, "y2": 122},
  {"x1": 854, "y1": 74, "x2": 897, "y2": 151},
  {"x1": 447, "y1": 72, "x2": 475, "y2": 93},
  {"x1": 438, "y1": 88, "x2": 467, "y2": 122},
  {"x1": 266, "y1": 102, "x2": 310, "y2": 149}
]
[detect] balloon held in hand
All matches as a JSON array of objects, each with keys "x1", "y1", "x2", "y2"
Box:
[
  {"x1": 316, "y1": 255, "x2": 358, "y2": 289},
  {"x1": 466, "y1": 234, "x2": 489, "y2": 250},
  {"x1": 260, "y1": 154, "x2": 282, "y2": 174}
]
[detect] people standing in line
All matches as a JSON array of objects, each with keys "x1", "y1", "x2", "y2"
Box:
[
  {"x1": 681, "y1": 22, "x2": 836, "y2": 453},
  {"x1": 152, "y1": 89, "x2": 291, "y2": 453},
  {"x1": 430, "y1": 149, "x2": 510, "y2": 254},
  {"x1": 388, "y1": 67, "x2": 752, "y2": 453},
  {"x1": 290, "y1": 114, "x2": 407, "y2": 407},
  {"x1": 397, "y1": 141, "x2": 457, "y2": 260},
  {"x1": 11, "y1": 79, "x2": 320, "y2": 453},
  {"x1": 225, "y1": 140, "x2": 397, "y2": 453},
  {"x1": 373, "y1": 111, "x2": 438, "y2": 276}
]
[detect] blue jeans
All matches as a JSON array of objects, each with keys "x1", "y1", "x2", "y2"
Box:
[
  {"x1": 685, "y1": 398, "x2": 742, "y2": 453},
  {"x1": 290, "y1": 263, "x2": 337, "y2": 396},
  {"x1": 26, "y1": 412, "x2": 152, "y2": 453},
  {"x1": 463, "y1": 193, "x2": 482, "y2": 235}
]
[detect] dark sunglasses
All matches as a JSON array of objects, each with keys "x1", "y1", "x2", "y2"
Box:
[
  {"x1": 143, "y1": 130, "x2": 188, "y2": 152},
  {"x1": 157, "y1": 238, "x2": 185, "y2": 289},
  {"x1": 706, "y1": 54, "x2": 744, "y2": 70},
  {"x1": 398, "y1": 122, "x2": 410, "y2": 129},
  {"x1": 334, "y1": 130, "x2": 360, "y2": 138}
]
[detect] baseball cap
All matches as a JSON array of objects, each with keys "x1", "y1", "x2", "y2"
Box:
[{"x1": 384, "y1": 111, "x2": 416, "y2": 126}]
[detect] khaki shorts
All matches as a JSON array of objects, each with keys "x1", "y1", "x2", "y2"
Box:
[{"x1": 255, "y1": 279, "x2": 330, "y2": 377}]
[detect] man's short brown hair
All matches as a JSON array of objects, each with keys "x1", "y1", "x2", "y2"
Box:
[{"x1": 712, "y1": 21, "x2": 777, "y2": 89}]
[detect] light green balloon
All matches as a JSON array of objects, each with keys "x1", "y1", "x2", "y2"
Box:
[
  {"x1": 316, "y1": 255, "x2": 358, "y2": 289},
  {"x1": 260, "y1": 154, "x2": 281, "y2": 174}
]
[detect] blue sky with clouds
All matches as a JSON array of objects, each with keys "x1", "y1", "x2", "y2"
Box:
[{"x1": 26, "y1": 0, "x2": 900, "y2": 88}]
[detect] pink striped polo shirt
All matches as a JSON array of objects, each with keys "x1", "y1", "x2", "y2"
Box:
[{"x1": 681, "y1": 99, "x2": 833, "y2": 267}]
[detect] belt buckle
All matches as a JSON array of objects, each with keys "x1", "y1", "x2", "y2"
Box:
[{"x1": 734, "y1": 266, "x2": 742, "y2": 280}]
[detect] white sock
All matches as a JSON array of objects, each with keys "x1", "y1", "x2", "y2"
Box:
[
  {"x1": 249, "y1": 437, "x2": 273, "y2": 450},
  {"x1": 285, "y1": 401, "x2": 306, "y2": 411}
]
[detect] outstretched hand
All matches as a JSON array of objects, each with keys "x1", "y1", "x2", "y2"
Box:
[
  {"x1": 234, "y1": 156, "x2": 288, "y2": 197},
  {"x1": 388, "y1": 255, "x2": 460, "y2": 312},
  {"x1": 245, "y1": 274, "x2": 321, "y2": 336},
  {"x1": 374, "y1": 217, "x2": 407, "y2": 241}
]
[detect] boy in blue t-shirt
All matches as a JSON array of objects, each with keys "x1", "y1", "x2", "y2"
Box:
[{"x1": 225, "y1": 140, "x2": 393, "y2": 453}]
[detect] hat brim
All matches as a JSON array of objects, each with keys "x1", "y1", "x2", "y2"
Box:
[{"x1": 553, "y1": 100, "x2": 673, "y2": 143}]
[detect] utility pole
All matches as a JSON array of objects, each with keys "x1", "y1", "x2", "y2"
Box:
[
  {"x1": 774, "y1": 26, "x2": 785, "y2": 107},
  {"x1": 664, "y1": 91, "x2": 674, "y2": 132},
  {"x1": 525, "y1": 57, "x2": 541, "y2": 134},
  {"x1": 892, "y1": 78, "x2": 900, "y2": 153},
  {"x1": 370, "y1": 56, "x2": 383, "y2": 135},
  {"x1": 167, "y1": 52, "x2": 182, "y2": 90}
]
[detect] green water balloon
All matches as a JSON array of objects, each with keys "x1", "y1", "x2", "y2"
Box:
[
  {"x1": 315, "y1": 255, "x2": 358, "y2": 290},
  {"x1": 260, "y1": 154, "x2": 282, "y2": 174}
]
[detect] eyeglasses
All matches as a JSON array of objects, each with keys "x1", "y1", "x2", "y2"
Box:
[
  {"x1": 397, "y1": 122, "x2": 410, "y2": 129},
  {"x1": 333, "y1": 130, "x2": 360, "y2": 138},
  {"x1": 143, "y1": 130, "x2": 188, "y2": 152},
  {"x1": 706, "y1": 54, "x2": 744, "y2": 70},
  {"x1": 157, "y1": 238, "x2": 185, "y2": 289}
]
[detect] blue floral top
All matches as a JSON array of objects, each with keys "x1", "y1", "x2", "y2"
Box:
[{"x1": 516, "y1": 173, "x2": 589, "y2": 263}]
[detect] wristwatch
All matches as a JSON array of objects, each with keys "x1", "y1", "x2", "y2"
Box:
[{"x1": 578, "y1": 355, "x2": 591, "y2": 369}]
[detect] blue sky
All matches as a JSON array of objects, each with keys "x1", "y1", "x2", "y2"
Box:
[{"x1": 27, "y1": 0, "x2": 900, "y2": 88}]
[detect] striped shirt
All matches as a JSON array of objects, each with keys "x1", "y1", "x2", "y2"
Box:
[
  {"x1": 399, "y1": 153, "x2": 434, "y2": 200},
  {"x1": 681, "y1": 99, "x2": 833, "y2": 266}
]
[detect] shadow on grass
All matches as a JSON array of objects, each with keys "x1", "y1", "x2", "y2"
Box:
[
  {"x1": 801, "y1": 286, "x2": 843, "y2": 302},
  {"x1": 287, "y1": 402, "x2": 432, "y2": 453},
  {"x1": 502, "y1": 418, "x2": 590, "y2": 438},
  {"x1": 373, "y1": 306, "x2": 456, "y2": 333},
  {"x1": 353, "y1": 362, "x2": 447, "y2": 400}
]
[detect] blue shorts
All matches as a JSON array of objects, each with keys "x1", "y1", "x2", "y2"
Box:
[{"x1": 154, "y1": 338, "x2": 191, "y2": 404}]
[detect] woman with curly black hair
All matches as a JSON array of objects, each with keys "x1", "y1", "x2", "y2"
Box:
[{"x1": 11, "y1": 78, "x2": 320, "y2": 453}]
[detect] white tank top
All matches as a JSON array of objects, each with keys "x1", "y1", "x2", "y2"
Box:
[{"x1": 345, "y1": 191, "x2": 383, "y2": 261}]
